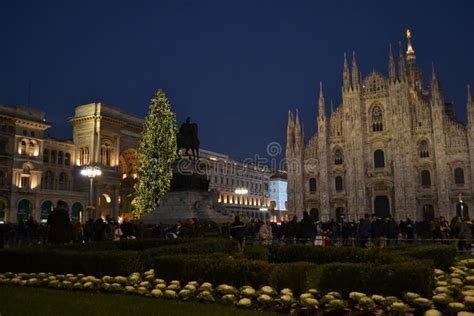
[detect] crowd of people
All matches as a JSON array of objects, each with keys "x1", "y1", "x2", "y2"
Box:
[
  {"x1": 228, "y1": 211, "x2": 474, "y2": 252},
  {"x1": 0, "y1": 204, "x2": 473, "y2": 253}
]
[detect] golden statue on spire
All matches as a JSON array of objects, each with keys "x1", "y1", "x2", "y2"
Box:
[{"x1": 406, "y1": 29, "x2": 411, "y2": 39}]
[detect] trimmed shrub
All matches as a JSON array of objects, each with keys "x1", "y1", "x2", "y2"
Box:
[
  {"x1": 268, "y1": 245, "x2": 394, "y2": 264},
  {"x1": 312, "y1": 260, "x2": 434, "y2": 297},
  {"x1": 151, "y1": 255, "x2": 271, "y2": 288},
  {"x1": 243, "y1": 245, "x2": 270, "y2": 261},
  {"x1": 41, "y1": 238, "x2": 223, "y2": 252},
  {"x1": 391, "y1": 244, "x2": 456, "y2": 270},
  {"x1": 0, "y1": 249, "x2": 143, "y2": 276},
  {"x1": 269, "y1": 262, "x2": 319, "y2": 294}
]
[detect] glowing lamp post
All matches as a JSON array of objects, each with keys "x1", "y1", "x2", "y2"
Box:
[
  {"x1": 81, "y1": 166, "x2": 102, "y2": 211},
  {"x1": 234, "y1": 187, "x2": 248, "y2": 216}
]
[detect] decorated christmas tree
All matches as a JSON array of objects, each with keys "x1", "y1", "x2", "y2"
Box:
[{"x1": 134, "y1": 89, "x2": 177, "y2": 217}]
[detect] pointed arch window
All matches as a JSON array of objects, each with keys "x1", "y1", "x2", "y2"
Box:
[
  {"x1": 335, "y1": 176, "x2": 343, "y2": 192},
  {"x1": 419, "y1": 140, "x2": 429, "y2": 158},
  {"x1": 421, "y1": 170, "x2": 431, "y2": 187},
  {"x1": 309, "y1": 178, "x2": 317, "y2": 194},
  {"x1": 374, "y1": 149, "x2": 385, "y2": 168},
  {"x1": 334, "y1": 148, "x2": 343, "y2": 165},
  {"x1": 371, "y1": 105, "x2": 383, "y2": 132},
  {"x1": 454, "y1": 168, "x2": 465, "y2": 185}
]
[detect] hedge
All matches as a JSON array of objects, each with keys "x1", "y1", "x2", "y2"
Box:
[
  {"x1": 267, "y1": 245, "x2": 394, "y2": 264},
  {"x1": 265, "y1": 244, "x2": 456, "y2": 268},
  {"x1": 312, "y1": 260, "x2": 434, "y2": 297},
  {"x1": 390, "y1": 244, "x2": 456, "y2": 270},
  {"x1": 0, "y1": 249, "x2": 143, "y2": 276},
  {"x1": 151, "y1": 255, "x2": 272, "y2": 288},
  {"x1": 268, "y1": 262, "x2": 318, "y2": 294},
  {"x1": 41, "y1": 238, "x2": 218, "y2": 252}
]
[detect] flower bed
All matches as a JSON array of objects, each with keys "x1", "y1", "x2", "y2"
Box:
[{"x1": 1, "y1": 257, "x2": 474, "y2": 315}]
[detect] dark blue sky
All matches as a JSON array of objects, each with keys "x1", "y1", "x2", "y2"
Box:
[{"x1": 1, "y1": 0, "x2": 473, "y2": 160}]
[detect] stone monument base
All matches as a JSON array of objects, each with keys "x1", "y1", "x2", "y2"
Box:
[{"x1": 140, "y1": 189, "x2": 233, "y2": 224}]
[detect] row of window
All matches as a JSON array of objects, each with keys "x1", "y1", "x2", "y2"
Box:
[
  {"x1": 41, "y1": 171, "x2": 70, "y2": 190},
  {"x1": 332, "y1": 143, "x2": 431, "y2": 167},
  {"x1": 307, "y1": 167, "x2": 466, "y2": 194},
  {"x1": 212, "y1": 176, "x2": 268, "y2": 191},
  {"x1": 43, "y1": 149, "x2": 71, "y2": 166},
  {"x1": 79, "y1": 144, "x2": 113, "y2": 166}
]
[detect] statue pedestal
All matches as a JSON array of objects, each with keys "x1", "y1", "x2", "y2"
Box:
[{"x1": 140, "y1": 159, "x2": 233, "y2": 224}]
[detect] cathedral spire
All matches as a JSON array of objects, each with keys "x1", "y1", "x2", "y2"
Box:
[
  {"x1": 406, "y1": 29, "x2": 415, "y2": 59},
  {"x1": 468, "y1": 84, "x2": 473, "y2": 106},
  {"x1": 388, "y1": 44, "x2": 396, "y2": 82},
  {"x1": 319, "y1": 82, "x2": 326, "y2": 118},
  {"x1": 430, "y1": 63, "x2": 442, "y2": 105},
  {"x1": 343, "y1": 52, "x2": 351, "y2": 91},
  {"x1": 286, "y1": 110, "x2": 294, "y2": 151},
  {"x1": 295, "y1": 109, "x2": 301, "y2": 136},
  {"x1": 398, "y1": 41, "x2": 407, "y2": 82},
  {"x1": 431, "y1": 62, "x2": 437, "y2": 81},
  {"x1": 351, "y1": 51, "x2": 359, "y2": 89},
  {"x1": 330, "y1": 99, "x2": 334, "y2": 114}
]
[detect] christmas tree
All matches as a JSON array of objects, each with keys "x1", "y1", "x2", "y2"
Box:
[{"x1": 134, "y1": 89, "x2": 177, "y2": 217}]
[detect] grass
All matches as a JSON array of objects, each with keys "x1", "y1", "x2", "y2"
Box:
[{"x1": 0, "y1": 286, "x2": 272, "y2": 316}]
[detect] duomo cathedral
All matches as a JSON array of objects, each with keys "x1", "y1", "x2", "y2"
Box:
[{"x1": 286, "y1": 31, "x2": 474, "y2": 222}]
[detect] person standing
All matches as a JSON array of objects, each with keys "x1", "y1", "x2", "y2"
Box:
[
  {"x1": 458, "y1": 217, "x2": 473, "y2": 254},
  {"x1": 258, "y1": 219, "x2": 273, "y2": 245},
  {"x1": 47, "y1": 201, "x2": 73, "y2": 244},
  {"x1": 230, "y1": 216, "x2": 246, "y2": 247},
  {"x1": 358, "y1": 214, "x2": 372, "y2": 248}
]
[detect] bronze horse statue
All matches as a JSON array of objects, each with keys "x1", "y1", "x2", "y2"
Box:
[{"x1": 177, "y1": 117, "x2": 200, "y2": 160}]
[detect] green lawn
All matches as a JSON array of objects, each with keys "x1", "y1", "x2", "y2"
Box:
[{"x1": 0, "y1": 286, "x2": 272, "y2": 316}]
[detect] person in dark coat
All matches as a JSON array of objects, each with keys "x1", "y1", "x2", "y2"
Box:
[
  {"x1": 386, "y1": 215, "x2": 398, "y2": 246},
  {"x1": 405, "y1": 217, "x2": 415, "y2": 242},
  {"x1": 92, "y1": 218, "x2": 106, "y2": 241},
  {"x1": 372, "y1": 216, "x2": 387, "y2": 248},
  {"x1": 298, "y1": 211, "x2": 316, "y2": 242},
  {"x1": 230, "y1": 216, "x2": 246, "y2": 247},
  {"x1": 358, "y1": 214, "x2": 372, "y2": 248},
  {"x1": 83, "y1": 218, "x2": 94, "y2": 242},
  {"x1": 284, "y1": 216, "x2": 298, "y2": 243},
  {"x1": 47, "y1": 201, "x2": 73, "y2": 244}
]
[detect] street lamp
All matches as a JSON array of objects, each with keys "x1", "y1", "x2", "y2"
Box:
[
  {"x1": 81, "y1": 165, "x2": 102, "y2": 212},
  {"x1": 234, "y1": 187, "x2": 248, "y2": 217}
]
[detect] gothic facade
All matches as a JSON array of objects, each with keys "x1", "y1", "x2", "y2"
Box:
[{"x1": 286, "y1": 33, "x2": 474, "y2": 222}]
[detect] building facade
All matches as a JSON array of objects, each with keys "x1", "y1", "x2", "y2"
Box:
[
  {"x1": 269, "y1": 171, "x2": 288, "y2": 222},
  {"x1": 287, "y1": 32, "x2": 474, "y2": 222},
  {"x1": 0, "y1": 106, "x2": 88, "y2": 223},
  {"x1": 198, "y1": 149, "x2": 272, "y2": 220},
  {"x1": 0, "y1": 103, "x2": 272, "y2": 223}
]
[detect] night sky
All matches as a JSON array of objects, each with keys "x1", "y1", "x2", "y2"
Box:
[{"x1": 1, "y1": 0, "x2": 473, "y2": 161}]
